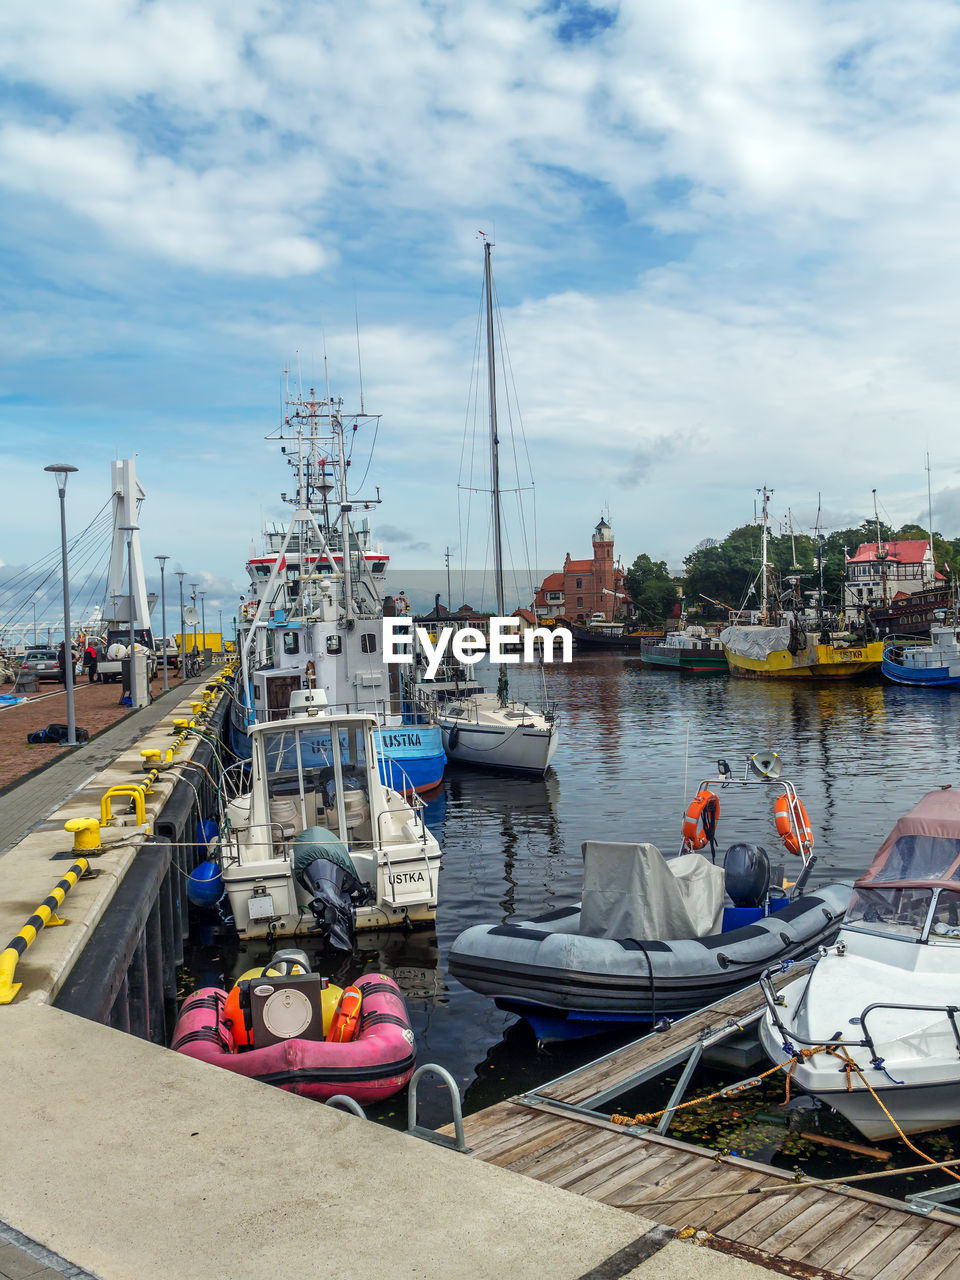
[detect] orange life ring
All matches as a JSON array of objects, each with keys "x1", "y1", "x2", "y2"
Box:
[
  {"x1": 774, "y1": 794, "x2": 814, "y2": 857},
  {"x1": 681, "y1": 790, "x2": 720, "y2": 851},
  {"x1": 326, "y1": 985, "x2": 362, "y2": 1043}
]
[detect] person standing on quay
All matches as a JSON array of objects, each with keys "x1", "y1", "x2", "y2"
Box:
[{"x1": 83, "y1": 641, "x2": 99, "y2": 683}]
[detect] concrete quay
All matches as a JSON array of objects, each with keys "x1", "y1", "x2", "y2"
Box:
[{"x1": 0, "y1": 1000, "x2": 783, "y2": 1280}]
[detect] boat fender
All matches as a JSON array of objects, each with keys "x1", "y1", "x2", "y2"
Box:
[
  {"x1": 326, "y1": 985, "x2": 362, "y2": 1043},
  {"x1": 774, "y1": 794, "x2": 814, "y2": 857},
  {"x1": 447, "y1": 725, "x2": 460, "y2": 752},
  {"x1": 681, "y1": 790, "x2": 720, "y2": 852}
]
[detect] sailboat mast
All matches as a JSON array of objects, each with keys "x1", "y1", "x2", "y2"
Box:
[
  {"x1": 759, "y1": 486, "x2": 771, "y2": 624},
  {"x1": 483, "y1": 238, "x2": 505, "y2": 616}
]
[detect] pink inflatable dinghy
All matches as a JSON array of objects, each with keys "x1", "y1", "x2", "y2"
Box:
[{"x1": 172, "y1": 972, "x2": 416, "y2": 1104}]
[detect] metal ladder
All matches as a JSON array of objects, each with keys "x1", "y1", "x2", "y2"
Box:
[{"x1": 325, "y1": 1063, "x2": 469, "y2": 1153}]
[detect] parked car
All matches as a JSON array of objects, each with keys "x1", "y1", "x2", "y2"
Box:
[{"x1": 20, "y1": 648, "x2": 60, "y2": 682}]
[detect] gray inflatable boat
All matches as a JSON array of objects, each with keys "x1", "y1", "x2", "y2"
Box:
[{"x1": 449, "y1": 839, "x2": 850, "y2": 1041}]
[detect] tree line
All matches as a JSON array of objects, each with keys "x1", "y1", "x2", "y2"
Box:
[{"x1": 624, "y1": 519, "x2": 960, "y2": 622}]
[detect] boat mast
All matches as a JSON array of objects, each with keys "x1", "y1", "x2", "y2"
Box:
[
  {"x1": 873, "y1": 488, "x2": 888, "y2": 606},
  {"x1": 926, "y1": 452, "x2": 936, "y2": 587},
  {"x1": 483, "y1": 237, "x2": 505, "y2": 617},
  {"x1": 759, "y1": 486, "x2": 771, "y2": 624}
]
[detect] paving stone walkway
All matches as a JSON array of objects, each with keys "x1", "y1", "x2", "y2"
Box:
[
  {"x1": 0, "y1": 1220, "x2": 99, "y2": 1279},
  {"x1": 0, "y1": 671, "x2": 213, "y2": 856}
]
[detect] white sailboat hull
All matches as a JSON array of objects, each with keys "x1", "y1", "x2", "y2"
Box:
[{"x1": 437, "y1": 701, "x2": 558, "y2": 774}]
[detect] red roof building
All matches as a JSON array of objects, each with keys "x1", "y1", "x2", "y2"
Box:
[
  {"x1": 844, "y1": 539, "x2": 941, "y2": 612},
  {"x1": 532, "y1": 517, "x2": 625, "y2": 622}
]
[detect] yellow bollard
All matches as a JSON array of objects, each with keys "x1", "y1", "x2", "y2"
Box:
[{"x1": 64, "y1": 818, "x2": 101, "y2": 852}]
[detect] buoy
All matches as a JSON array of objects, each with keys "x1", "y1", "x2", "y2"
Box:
[{"x1": 186, "y1": 859, "x2": 223, "y2": 906}]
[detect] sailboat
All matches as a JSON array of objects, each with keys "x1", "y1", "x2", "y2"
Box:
[
  {"x1": 720, "y1": 487, "x2": 884, "y2": 679},
  {"x1": 425, "y1": 238, "x2": 559, "y2": 774}
]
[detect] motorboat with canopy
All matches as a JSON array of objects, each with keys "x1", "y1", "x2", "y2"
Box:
[
  {"x1": 759, "y1": 787, "x2": 960, "y2": 1139},
  {"x1": 449, "y1": 752, "x2": 849, "y2": 1040},
  {"x1": 221, "y1": 689, "x2": 442, "y2": 947}
]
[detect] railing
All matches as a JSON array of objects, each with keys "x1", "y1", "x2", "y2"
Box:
[{"x1": 759, "y1": 961, "x2": 960, "y2": 1073}]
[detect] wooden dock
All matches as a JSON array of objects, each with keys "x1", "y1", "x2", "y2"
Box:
[{"x1": 446, "y1": 981, "x2": 960, "y2": 1279}]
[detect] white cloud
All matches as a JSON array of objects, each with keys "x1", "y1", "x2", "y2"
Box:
[{"x1": 0, "y1": 125, "x2": 327, "y2": 275}]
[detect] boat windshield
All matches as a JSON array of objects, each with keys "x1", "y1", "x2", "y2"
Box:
[
  {"x1": 261, "y1": 722, "x2": 369, "y2": 782},
  {"x1": 845, "y1": 886, "x2": 933, "y2": 937},
  {"x1": 845, "y1": 885, "x2": 960, "y2": 941},
  {"x1": 868, "y1": 835, "x2": 960, "y2": 884}
]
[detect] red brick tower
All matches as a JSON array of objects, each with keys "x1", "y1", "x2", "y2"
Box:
[{"x1": 592, "y1": 516, "x2": 615, "y2": 619}]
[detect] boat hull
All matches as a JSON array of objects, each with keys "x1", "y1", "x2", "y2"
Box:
[
  {"x1": 172, "y1": 973, "x2": 416, "y2": 1103},
  {"x1": 640, "y1": 645, "x2": 728, "y2": 672},
  {"x1": 881, "y1": 659, "x2": 960, "y2": 687},
  {"x1": 724, "y1": 642, "x2": 883, "y2": 680},
  {"x1": 449, "y1": 887, "x2": 848, "y2": 1040},
  {"x1": 439, "y1": 716, "x2": 558, "y2": 775}
]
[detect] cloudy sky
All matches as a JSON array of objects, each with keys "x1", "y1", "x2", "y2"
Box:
[{"x1": 3, "y1": 0, "x2": 960, "y2": 617}]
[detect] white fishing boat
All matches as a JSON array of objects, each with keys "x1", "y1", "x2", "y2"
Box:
[
  {"x1": 221, "y1": 689, "x2": 441, "y2": 946},
  {"x1": 424, "y1": 237, "x2": 559, "y2": 775},
  {"x1": 234, "y1": 386, "x2": 446, "y2": 794},
  {"x1": 758, "y1": 788, "x2": 960, "y2": 1139}
]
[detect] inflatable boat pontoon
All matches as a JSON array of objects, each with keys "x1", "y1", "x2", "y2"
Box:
[{"x1": 449, "y1": 753, "x2": 850, "y2": 1040}]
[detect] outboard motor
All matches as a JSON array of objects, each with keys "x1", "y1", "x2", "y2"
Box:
[
  {"x1": 268, "y1": 948, "x2": 311, "y2": 975},
  {"x1": 722, "y1": 843, "x2": 770, "y2": 908},
  {"x1": 292, "y1": 827, "x2": 373, "y2": 951}
]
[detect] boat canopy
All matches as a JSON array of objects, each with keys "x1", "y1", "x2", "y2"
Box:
[{"x1": 855, "y1": 789, "x2": 960, "y2": 890}]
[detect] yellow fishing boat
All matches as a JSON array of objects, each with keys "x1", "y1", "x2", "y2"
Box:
[{"x1": 720, "y1": 626, "x2": 883, "y2": 680}]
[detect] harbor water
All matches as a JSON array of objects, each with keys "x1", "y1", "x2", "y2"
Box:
[{"x1": 185, "y1": 651, "x2": 960, "y2": 1127}]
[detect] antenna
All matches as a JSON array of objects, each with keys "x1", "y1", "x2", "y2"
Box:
[{"x1": 355, "y1": 302, "x2": 366, "y2": 416}]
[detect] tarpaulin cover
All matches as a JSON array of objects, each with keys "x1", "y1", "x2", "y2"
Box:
[
  {"x1": 719, "y1": 625, "x2": 793, "y2": 660},
  {"x1": 579, "y1": 842, "x2": 725, "y2": 941}
]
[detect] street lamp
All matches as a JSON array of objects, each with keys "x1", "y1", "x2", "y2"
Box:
[
  {"x1": 44, "y1": 463, "x2": 78, "y2": 746},
  {"x1": 155, "y1": 555, "x2": 169, "y2": 693},
  {"x1": 175, "y1": 571, "x2": 186, "y2": 682},
  {"x1": 199, "y1": 590, "x2": 206, "y2": 657},
  {"x1": 190, "y1": 583, "x2": 199, "y2": 664}
]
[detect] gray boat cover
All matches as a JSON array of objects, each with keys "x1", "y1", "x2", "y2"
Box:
[
  {"x1": 580, "y1": 842, "x2": 725, "y2": 941},
  {"x1": 720, "y1": 625, "x2": 793, "y2": 660}
]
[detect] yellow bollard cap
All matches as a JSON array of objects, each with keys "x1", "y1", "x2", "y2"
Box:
[
  {"x1": 141, "y1": 749, "x2": 161, "y2": 763},
  {"x1": 65, "y1": 817, "x2": 102, "y2": 851}
]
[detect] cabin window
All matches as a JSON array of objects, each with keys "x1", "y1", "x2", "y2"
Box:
[
  {"x1": 361, "y1": 633, "x2": 377, "y2": 654},
  {"x1": 326, "y1": 636, "x2": 342, "y2": 655},
  {"x1": 873, "y1": 835, "x2": 960, "y2": 883},
  {"x1": 283, "y1": 632, "x2": 299, "y2": 655}
]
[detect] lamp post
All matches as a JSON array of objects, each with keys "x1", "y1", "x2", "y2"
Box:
[
  {"x1": 199, "y1": 590, "x2": 206, "y2": 657},
  {"x1": 44, "y1": 463, "x2": 78, "y2": 746},
  {"x1": 175, "y1": 571, "x2": 186, "y2": 682},
  {"x1": 190, "y1": 583, "x2": 199, "y2": 668},
  {"x1": 119, "y1": 526, "x2": 139, "y2": 705},
  {"x1": 155, "y1": 555, "x2": 169, "y2": 693}
]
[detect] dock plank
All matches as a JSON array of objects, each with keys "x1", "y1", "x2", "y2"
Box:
[
  {"x1": 800, "y1": 1200, "x2": 889, "y2": 1271},
  {"x1": 870, "y1": 1224, "x2": 955, "y2": 1280},
  {"x1": 907, "y1": 1232, "x2": 960, "y2": 1280},
  {"x1": 780, "y1": 1197, "x2": 872, "y2": 1262},
  {"x1": 844, "y1": 1218, "x2": 930, "y2": 1279}
]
